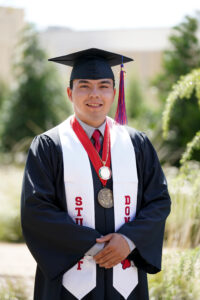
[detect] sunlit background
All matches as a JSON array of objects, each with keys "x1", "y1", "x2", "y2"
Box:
[
  {"x1": 0, "y1": 1, "x2": 200, "y2": 299},
  {"x1": 1, "y1": 0, "x2": 200, "y2": 30}
]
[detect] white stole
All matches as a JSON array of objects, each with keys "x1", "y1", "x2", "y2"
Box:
[{"x1": 59, "y1": 116, "x2": 138, "y2": 299}]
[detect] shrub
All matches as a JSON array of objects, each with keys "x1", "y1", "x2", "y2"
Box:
[
  {"x1": 0, "y1": 165, "x2": 24, "y2": 242},
  {"x1": 0, "y1": 277, "x2": 29, "y2": 300},
  {"x1": 164, "y1": 161, "x2": 200, "y2": 248},
  {"x1": 148, "y1": 247, "x2": 200, "y2": 300}
]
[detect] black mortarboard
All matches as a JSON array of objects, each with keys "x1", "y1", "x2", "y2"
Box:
[
  {"x1": 48, "y1": 48, "x2": 133, "y2": 81},
  {"x1": 48, "y1": 48, "x2": 134, "y2": 124}
]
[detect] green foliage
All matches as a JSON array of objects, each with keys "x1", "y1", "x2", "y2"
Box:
[
  {"x1": 153, "y1": 16, "x2": 200, "y2": 101},
  {"x1": 148, "y1": 247, "x2": 200, "y2": 299},
  {"x1": 109, "y1": 75, "x2": 151, "y2": 127},
  {"x1": 164, "y1": 161, "x2": 200, "y2": 248},
  {"x1": 163, "y1": 68, "x2": 200, "y2": 164},
  {"x1": 181, "y1": 131, "x2": 200, "y2": 164},
  {"x1": 163, "y1": 68, "x2": 200, "y2": 138},
  {"x1": 0, "y1": 24, "x2": 72, "y2": 152},
  {"x1": 0, "y1": 278, "x2": 29, "y2": 300},
  {"x1": 152, "y1": 15, "x2": 200, "y2": 164},
  {"x1": 123, "y1": 75, "x2": 162, "y2": 137},
  {"x1": 0, "y1": 210, "x2": 23, "y2": 243},
  {"x1": 0, "y1": 165, "x2": 24, "y2": 242},
  {"x1": 126, "y1": 75, "x2": 146, "y2": 119},
  {"x1": 0, "y1": 80, "x2": 9, "y2": 110},
  {"x1": 0, "y1": 81, "x2": 9, "y2": 137}
]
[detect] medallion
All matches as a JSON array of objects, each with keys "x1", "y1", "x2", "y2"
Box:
[
  {"x1": 71, "y1": 116, "x2": 111, "y2": 186},
  {"x1": 98, "y1": 188, "x2": 113, "y2": 208},
  {"x1": 99, "y1": 166, "x2": 112, "y2": 180}
]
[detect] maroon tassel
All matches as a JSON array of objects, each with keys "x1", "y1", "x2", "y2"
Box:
[{"x1": 114, "y1": 62, "x2": 128, "y2": 125}]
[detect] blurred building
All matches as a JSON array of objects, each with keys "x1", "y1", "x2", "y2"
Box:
[
  {"x1": 0, "y1": 6, "x2": 25, "y2": 83},
  {"x1": 1, "y1": 5, "x2": 200, "y2": 85},
  {"x1": 39, "y1": 27, "x2": 172, "y2": 83}
]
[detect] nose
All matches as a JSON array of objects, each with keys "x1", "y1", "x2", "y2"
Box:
[{"x1": 89, "y1": 86, "x2": 100, "y2": 98}]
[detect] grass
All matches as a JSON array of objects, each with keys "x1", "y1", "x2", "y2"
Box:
[
  {"x1": 148, "y1": 247, "x2": 200, "y2": 300},
  {"x1": 0, "y1": 277, "x2": 30, "y2": 300},
  {"x1": 164, "y1": 161, "x2": 200, "y2": 248},
  {"x1": 0, "y1": 164, "x2": 24, "y2": 242}
]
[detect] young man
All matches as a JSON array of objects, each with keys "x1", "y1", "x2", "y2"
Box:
[{"x1": 21, "y1": 48, "x2": 171, "y2": 300}]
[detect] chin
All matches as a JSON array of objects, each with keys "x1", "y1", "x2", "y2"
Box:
[{"x1": 88, "y1": 115, "x2": 106, "y2": 126}]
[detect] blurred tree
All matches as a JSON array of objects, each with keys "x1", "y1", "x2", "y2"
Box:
[
  {"x1": 152, "y1": 15, "x2": 200, "y2": 165},
  {"x1": 153, "y1": 16, "x2": 200, "y2": 101},
  {"x1": 109, "y1": 75, "x2": 156, "y2": 133},
  {"x1": 163, "y1": 68, "x2": 200, "y2": 164},
  {"x1": 126, "y1": 75, "x2": 145, "y2": 119},
  {"x1": 0, "y1": 24, "x2": 72, "y2": 152},
  {"x1": 125, "y1": 76, "x2": 161, "y2": 134},
  {"x1": 0, "y1": 80, "x2": 8, "y2": 111},
  {"x1": 0, "y1": 80, "x2": 9, "y2": 146}
]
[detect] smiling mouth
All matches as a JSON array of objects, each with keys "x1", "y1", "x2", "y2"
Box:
[{"x1": 86, "y1": 103, "x2": 103, "y2": 108}]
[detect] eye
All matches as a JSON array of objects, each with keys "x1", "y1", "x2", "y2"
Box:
[
  {"x1": 100, "y1": 85, "x2": 109, "y2": 88},
  {"x1": 80, "y1": 85, "x2": 89, "y2": 88}
]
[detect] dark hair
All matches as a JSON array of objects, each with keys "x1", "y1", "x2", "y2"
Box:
[{"x1": 69, "y1": 79, "x2": 115, "y2": 90}]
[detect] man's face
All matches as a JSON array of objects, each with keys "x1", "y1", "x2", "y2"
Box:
[{"x1": 67, "y1": 79, "x2": 116, "y2": 127}]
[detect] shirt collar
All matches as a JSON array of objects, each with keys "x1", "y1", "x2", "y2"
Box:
[{"x1": 76, "y1": 116, "x2": 106, "y2": 139}]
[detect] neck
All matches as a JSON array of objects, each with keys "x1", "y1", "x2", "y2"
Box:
[{"x1": 76, "y1": 116, "x2": 106, "y2": 128}]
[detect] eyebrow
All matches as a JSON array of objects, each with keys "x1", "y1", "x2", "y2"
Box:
[
  {"x1": 78, "y1": 80, "x2": 90, "y2": 84},
  {"x1": 77, "y1": 80, "x2": 112, "y2": 85},
  {"x1": 98, "y1": 80, "x2": 112, "y2": 85}
]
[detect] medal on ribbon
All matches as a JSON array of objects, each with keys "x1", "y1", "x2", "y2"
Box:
[{"x1": 71, "y1": 116, "x2": 113, "y2": 208}]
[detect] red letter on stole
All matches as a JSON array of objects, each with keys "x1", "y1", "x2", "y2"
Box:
[
  {"x1": 124, "y1": 195, "x2": 131, "y2": 223},
  {"x1": 75, "y1": 218, "x2": 83, "y2": 225},
  {"x1": 75, "y1": 197, "x2": 82, "y2": 206},
  {"x1": 125, "y1": 195, "x2": 131, "y2": 205},
  {"x1": 124, "y1": 216, "x2": 130, "y2": 223},
  {"x1": 77, "y1": 260, "x2": 83, "y2": 270},
  {"x1": 75, "y1": 207, "x2": 83, "y2": 216},
  {"x1": 125, "y1": 206, "x2": 130, "y2": 216}
]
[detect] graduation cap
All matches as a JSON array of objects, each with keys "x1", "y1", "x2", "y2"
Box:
[{"x1": 48, "y1": 48, "x2": 134, "y2": 125}]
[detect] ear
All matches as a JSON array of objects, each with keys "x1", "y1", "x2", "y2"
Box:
[
  {"x1": 67, "y1": 87, "x2": 73, "y2": 102},
  {"x1": 112, "y1": 88, "x2": 116, "y2": 103}
]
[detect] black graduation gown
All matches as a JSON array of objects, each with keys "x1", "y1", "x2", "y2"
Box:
[{"x1": 21, "y1": 125, "x2": 171, "y2": 300}]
